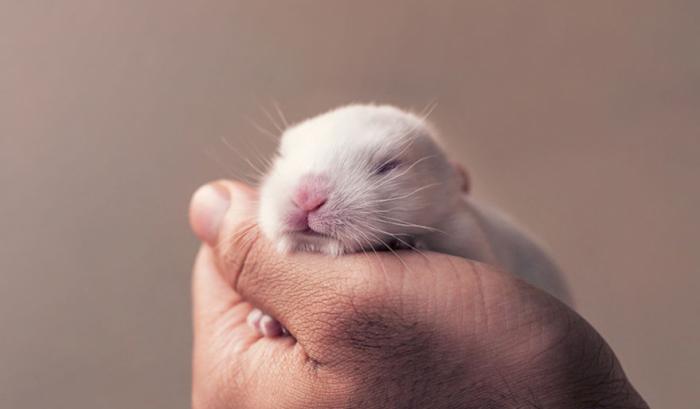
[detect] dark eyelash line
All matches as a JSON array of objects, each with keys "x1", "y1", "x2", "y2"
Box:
[{"x1": 374, "y1": 159, "x2": 401, "y2": 175}]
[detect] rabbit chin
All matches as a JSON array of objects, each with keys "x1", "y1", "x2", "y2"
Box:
[{"x1": 273, "y1": 232, "x2": 351, "y2": 257}]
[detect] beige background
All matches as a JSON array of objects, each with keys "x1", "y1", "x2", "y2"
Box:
[{"x1": 2, "y1": 1, "x2": 698, "y2": 408}]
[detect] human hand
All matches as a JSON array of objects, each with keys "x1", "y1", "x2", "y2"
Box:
[{"x1": 189, "y1": 180, "x2": 648, "y2": 409}]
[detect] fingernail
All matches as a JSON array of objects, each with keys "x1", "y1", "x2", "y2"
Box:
[
  {"x1": 246, "y1": 308, "x2": 263, "y2": 329},
  {"x1": 190, "y1": 182, "x2": 231, "y2": 245}
]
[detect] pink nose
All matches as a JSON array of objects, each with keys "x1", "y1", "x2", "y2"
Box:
[{"x1": 293, "y1": 174, "x2": 329, "y2": 212}]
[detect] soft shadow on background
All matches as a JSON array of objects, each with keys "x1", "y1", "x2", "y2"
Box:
[{"x1": 1, "y1": 1, "x2": 698, "y2": 408}]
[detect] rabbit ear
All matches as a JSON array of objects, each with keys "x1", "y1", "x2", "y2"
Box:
[{"x1": 451, "y1": 161, "x2": 470, "y2": 194}]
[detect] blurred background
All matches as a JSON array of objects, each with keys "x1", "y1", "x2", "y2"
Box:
[{"x1": 1, "y1": 1, "x2": 698, "y2": 408}]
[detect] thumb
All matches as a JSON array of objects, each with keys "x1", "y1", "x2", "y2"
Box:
[
  {"x1": 189, "y1": 181, "x2": 258, "y2": 332},
  {"x1": 189, "y1": 180, "x2": 257, "y2": 247}
]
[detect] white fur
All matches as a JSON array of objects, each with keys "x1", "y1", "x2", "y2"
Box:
[{"x1": 257, "y1": 104, "x2": 571, "y2": 304}]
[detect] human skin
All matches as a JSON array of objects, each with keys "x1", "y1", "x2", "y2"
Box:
[{"x1": 189, "y1": 180, "x2": 649, "y2": 409}]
